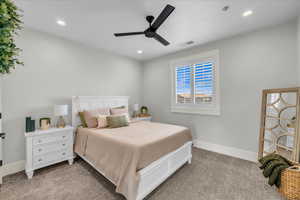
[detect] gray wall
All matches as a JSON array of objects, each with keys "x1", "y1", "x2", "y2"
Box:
[
  {"x1": 142, "y1": 21, "x2": 298, "y2": 153},
  {"x1": 2, "y1": 29, "x2": 143, "y2": 163}
]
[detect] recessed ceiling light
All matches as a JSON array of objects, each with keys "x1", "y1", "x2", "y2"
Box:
[
  {"x1": 137, "y1": 50, "x2": 143, "y2": 54},
  {"x1": 243, "y1": 10, "x2": 253, "y2": 17},
  {"x1": 56, "y1": 19, "x2": 66, "y2": 26}
]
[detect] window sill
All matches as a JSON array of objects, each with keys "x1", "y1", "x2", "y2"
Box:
[{"x1": 171, "y1": 107, "x2": 220, "y2": 116}]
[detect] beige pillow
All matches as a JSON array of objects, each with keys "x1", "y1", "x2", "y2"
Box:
[
  {"x1": 96, "y1": 115, "x2": 108, "y2": 128},
  {"x1": 83, "y1": 108, "x2": 110, "y2": 128},
  {"x1": 110, "y1": 107, "x2": 128, "y2": 114}
]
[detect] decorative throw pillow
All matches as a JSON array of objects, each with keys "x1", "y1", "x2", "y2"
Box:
[
  {"x1": 113, "y1": 106, "x2": 126, "y2": 109},
  {"x1": 78, "y1": 112, "x2": 88, "y2": 128},
  {"x1": 83, "y1": 108, "x2": 110, "y2": 128},
  {"x1": 107, "y1": 115, "x2": 129, "y2": 128},
  {"x1": 110, "y1": 107, "x2": 128, "y2": 114},
  {"x1": 110, "y1": 107, "x2": 130, "y2": 122},
  {"x1": 96, "y1": 115, "x2": 108, "y2": 128}
]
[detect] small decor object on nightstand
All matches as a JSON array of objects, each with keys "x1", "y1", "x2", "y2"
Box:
[
  {"x1": 25, "y1": 117, "x2": 35, "y2": 132},
  {"x1": 54, "y1": 105, "x2": 68, "y2": 128},
  {"x1": 132, "y1": 104, "x2": 139, "y2": 118},
  {"x1": 39, "y1": 118, "x2": 51, "y2": 130},
  {"x1": 140, "y1": 106, "x2": 149, "y2": 116}
]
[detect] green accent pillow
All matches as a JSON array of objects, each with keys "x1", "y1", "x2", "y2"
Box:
[
  {"x1": 107, "y1": 115, "x2": 129, "y2": 128},
  {"x1": 113, "y1": 106, "x2": 126, "y2": 109},
  {"x1": 79, "y1": 112, "x2": 88, "y2": 128}
]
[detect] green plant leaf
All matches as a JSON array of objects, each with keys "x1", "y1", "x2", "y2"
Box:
[{"x1": 0, "y1": 0, "x2": 23, "y2": 74}]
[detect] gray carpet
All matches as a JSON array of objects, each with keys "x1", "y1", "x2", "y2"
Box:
[{"x1": 0, "y1": 148, "x2": 284, "y2": 200}]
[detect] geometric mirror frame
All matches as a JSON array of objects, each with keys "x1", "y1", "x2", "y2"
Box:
[{"x1": 258, "y1": 88, "x2": 300, "y2": 162}]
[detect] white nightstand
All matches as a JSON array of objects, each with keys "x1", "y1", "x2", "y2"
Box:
[
  {"x1": 24, "y1": 126, "x2": 74, "y2": 179},
  {"x1": 131, "y1": 116, "x2": 152, "y2": 122}
]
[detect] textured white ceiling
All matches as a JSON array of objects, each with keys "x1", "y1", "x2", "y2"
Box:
[{"x1": 16, "y1": 0, "x2": 300, "y2": 60}]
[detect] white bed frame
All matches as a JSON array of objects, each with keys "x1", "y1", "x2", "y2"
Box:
[{"x1": 72, "y1": 96, "x2": 192, "y2": 200}]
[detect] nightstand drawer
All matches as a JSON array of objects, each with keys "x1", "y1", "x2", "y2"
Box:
[
  {"x1": 33, "y1": 140, "x2": 72, "y2": 156},
  {"x1": 33, "y1": 149, "x2": 72, "y2": 168},
  {"x1": 33, "y1": 132, "x2": 70, "y2": 146}
]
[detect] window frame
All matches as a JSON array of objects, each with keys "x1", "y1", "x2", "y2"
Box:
[{"x1": 170, "y1": 49, "x2": 221, "y2": 115}]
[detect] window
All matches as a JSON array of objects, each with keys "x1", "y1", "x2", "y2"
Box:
[
  {"x1": 171, "y1": 50, "x2": 220, "y2": 115},
  {"x1": 176, "y1": 65, "x2": 192, "y2": 103}
]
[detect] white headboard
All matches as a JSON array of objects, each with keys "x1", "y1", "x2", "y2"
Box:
[{"x1": 72, "y1": 96, "x2": 129, "y2": 128}]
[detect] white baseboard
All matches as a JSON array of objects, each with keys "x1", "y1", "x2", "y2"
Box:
[
  {"x1": 0, "y1": 160, "x2": 25, "y2": 181},
  {"x1": 193, "y1": 139, "x2": 258, "y2": 162}
]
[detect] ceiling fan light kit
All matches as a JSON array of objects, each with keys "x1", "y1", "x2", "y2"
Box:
[{"x1": 114, "y1": 4, "x2": 175, "y2": 46}]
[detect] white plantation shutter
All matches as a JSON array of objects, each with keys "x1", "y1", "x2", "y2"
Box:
[
  {"x1": 194, "y1": 62, "x2": 214, "y2": 104},
  {"x1": 171, "y1": 50, "x2": 220, "y2": 115},
  {"x1": 176, "y1": 66, "x2": 192, "y2": 104}
]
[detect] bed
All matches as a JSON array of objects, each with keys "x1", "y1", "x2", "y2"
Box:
[{"x1": 72, "y1": 96, "x2": 193, "y2": 200}]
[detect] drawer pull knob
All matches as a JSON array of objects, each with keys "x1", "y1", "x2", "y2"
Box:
[
  {"x1": 38, "y1": 159, "x2": 42, "y2": 162},
  {"x1": 38, "y1": 140, "x2": 42, "y2": 143},
  {"x1": 38, "y1": 149, "x2": 42, "y2": 152},
  {"x1": 62, "y1": 136, "x2": 66, "y2": 138},
  {"x1": 62, "y1": 144, "x2": 66, "y2": 146},
  {"x1": 62, "y1": 153, "x2": 66, "y2": 156}
]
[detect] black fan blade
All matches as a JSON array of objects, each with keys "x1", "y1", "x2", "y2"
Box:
[
  {"x1": 114, "y1": 32, "x2": 144, "y2": 37},
  {"x1": 151, "y1": 4, "x2": 175, "y2": 31},
  {"x1": 153, "y1": 33, "x2": 170, "y2": 46}
]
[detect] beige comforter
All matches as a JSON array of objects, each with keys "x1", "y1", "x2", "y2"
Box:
[{"x1": 74, "y1": 121, "x2": 192, "y2": 200}]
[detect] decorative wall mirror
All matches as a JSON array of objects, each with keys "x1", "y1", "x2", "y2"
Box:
[{"x1": 259, "y1": 88, "x2": 300, "y2": 162}]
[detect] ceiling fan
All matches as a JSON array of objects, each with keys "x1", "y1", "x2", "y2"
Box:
[{"x1": 114, "y1": 4, "x2": 175, "y2": 46}]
